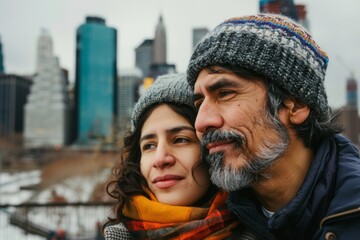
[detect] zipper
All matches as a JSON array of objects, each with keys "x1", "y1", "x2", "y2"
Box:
[{"x1": 320, "y1": 207, "x2": 360, "y2": 227}]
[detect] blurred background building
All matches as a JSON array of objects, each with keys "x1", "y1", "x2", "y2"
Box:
[
  {"x1": 117, "y1": 68, "x2": 142, "y2": 137},
  {"x1": 24, "y1": 29, "x2": 70, "y2": 148},
  {"x1": 259, "y1": 0, "x2": 309, "y2": 29},
  {"x1": 337, "y1": 74, "x2": 359, "y2": 145},
  {"x1": 0, "y1": 74, "x2": 32, "y2": 137},
  {"x1": 0, "y1": 35, "x2": 4, "y2": 73},
  {"x1": 192, "y1": 27, "x2": 209, "y2": 50},
  {"x1": 74, "y1": 16, "x2": 117, "y2": 145},
  {"x1": 149, "y1": 15, "x2": 176, "y2": 78},
  {"x1": 152, "y1": 15, "x2": 166, "y2": 65},
  {"x1": 135, "y1": 39, "x2": 154, "y2": 78}
]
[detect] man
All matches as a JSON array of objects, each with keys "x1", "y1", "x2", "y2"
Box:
[{"x1": 187, "y1": 14, "x2": 360, "y2": 240}]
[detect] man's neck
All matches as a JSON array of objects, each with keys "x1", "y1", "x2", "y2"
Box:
[{"x1": 253, "y1": 139, "x2": 314, "y2": 212}]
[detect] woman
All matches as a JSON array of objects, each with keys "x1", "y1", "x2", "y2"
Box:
[{"x1": 104, "y1": 73, "x2": 257, "y2": 239}]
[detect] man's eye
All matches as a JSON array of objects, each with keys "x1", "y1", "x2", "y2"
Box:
[
  {"x1": 194, "y1": 100, "x2": 203, "y2": 110},
  {"x1": 174, "y1": 138, "x2": 189, "y2": 144},
  {"x1": 219, "y1": 91, "x2": 233, "y2": 97}
]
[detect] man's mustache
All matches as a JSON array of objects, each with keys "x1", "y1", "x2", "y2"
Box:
[{"x1": 200, "y1": 130, "x2": 245, "y2": 154}]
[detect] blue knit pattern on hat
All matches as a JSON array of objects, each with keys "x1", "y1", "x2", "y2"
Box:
[
  {"x1": 132, "y1": 73, "x2": 194, "y2": 128},
  {"x1": 187, "y1": 13, "x2": 330, "y2": 118}
]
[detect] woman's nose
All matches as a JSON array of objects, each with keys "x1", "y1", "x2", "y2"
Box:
[{"x1": 153, "y1": 143, "x2": 176, "y2": 168}]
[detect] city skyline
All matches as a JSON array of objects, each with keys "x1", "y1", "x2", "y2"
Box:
[{"x1": 0, "y1": 0, "x2": 359, "y2": 110}]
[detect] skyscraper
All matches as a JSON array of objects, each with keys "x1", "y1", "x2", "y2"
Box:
[
  {"x1": 0, "y1": 35, "x2": 4, "y2": 73},
  {"x1": 75, "y1": 16, "x2": 117, "y2": 144},
  {"x1": 192, "y1": 28, "x2": 209, "y2": 50},
  {"x1": 340, "y1": 75, "x2": 359, "y2": 145},
  {"x1": 0, "y1": 75, "x2": 32, "y2": 136},
  {"x1": 259, "y1": 0, "x2": 299, "y2": 21},
  {"x1": 153, "y1": 15, "x2": 166, "y2": 64},
  {"x1": 117, "y1": 68, "x2": 142, "y2": 137},
  {"x1": 259, "y1": 1, "x2": 310, "y2": 30},
  {"x1": 347, "y1": 76, "x2": 358, "y2": 108},
  {"x1": 135, "y1": 39, "x2": 154, "y2": 77},
  {"x1": 24, "y1": 29, "x2": 69, "y2": 148},
  {"x1": 149, "y1": 63, "x2": 176, "y2": 78},
  {"x1": 148, "y1": 14, "x2": 176, "y2": 79},
  {"x1": 296, "y1": 4, "x2": 310, "y2": 30}
]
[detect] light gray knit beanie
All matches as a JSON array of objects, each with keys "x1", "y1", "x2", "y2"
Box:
[
  {"x1": 187, "y1": 13, "x2": 330, "y2": 118},
  {"x1": 132, "y1": 73, "x2": 194, "y2": 128}
]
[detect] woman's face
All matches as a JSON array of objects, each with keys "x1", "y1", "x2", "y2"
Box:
[{"x1": 140, "y1": 104, "x2": 210, "y2": 206}]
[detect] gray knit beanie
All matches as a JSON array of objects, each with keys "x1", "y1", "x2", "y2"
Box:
[
  {"x1": 187, "y1": 13, "x2": 330, "y2": 118},
  {"x1": 132, "y1": 73, "x2": 194, "y2": 128}
]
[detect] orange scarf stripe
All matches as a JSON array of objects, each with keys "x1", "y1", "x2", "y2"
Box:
[{"x1": 123, "y1": 191, "x2": 240, "y2": 239}]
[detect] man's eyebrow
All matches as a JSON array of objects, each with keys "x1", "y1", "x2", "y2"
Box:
[
  {"x1": 193, "y1": 78, "x2": 240, "y2": 102},
  {"x1": 208, "y1": 78, "x2": 239, "y2": 92}
]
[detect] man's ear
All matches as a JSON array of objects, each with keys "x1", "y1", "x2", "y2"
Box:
[{"x1": 280, "y1": 98, "x2": 310, "y2": 125}]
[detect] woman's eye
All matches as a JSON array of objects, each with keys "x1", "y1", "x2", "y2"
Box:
[{"x1": 143, "y1": 143, "x2": 156, "y2": 150}]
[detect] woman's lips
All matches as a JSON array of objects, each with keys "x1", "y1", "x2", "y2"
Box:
[{"x1": 152, "y1": 174, "x2": 184, "y2": 189}]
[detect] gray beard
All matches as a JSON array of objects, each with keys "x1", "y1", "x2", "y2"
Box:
[{"x1": 201, "y1": 119, "x2": 289, "y2": 192}]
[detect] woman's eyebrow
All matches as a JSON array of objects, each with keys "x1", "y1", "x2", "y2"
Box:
[
  {"x1": 140, "y1": 126, "x2": 194, "y2": 143},
  {"x1": 139, "y1": 133, "x2": 155, "y2": 143}
]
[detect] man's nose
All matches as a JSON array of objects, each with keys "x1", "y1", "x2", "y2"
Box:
[{"x1": 195, "y1": 100, "x2": 223, "y2": 138}]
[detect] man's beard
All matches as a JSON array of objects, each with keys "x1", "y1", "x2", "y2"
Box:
[{"x1": 200, "y1": 114, "x2": 290, "y2": 192}]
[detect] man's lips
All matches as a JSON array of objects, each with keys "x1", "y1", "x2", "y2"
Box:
[
  {"x1": 152, "y1": 174, "x2": 184, "y2": 189},
  {"x1": 207, "y1": 141, "x2": 234, "y2": 154}
]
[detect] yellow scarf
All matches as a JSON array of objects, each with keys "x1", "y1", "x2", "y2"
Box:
[{"x1": 123, "y1": 191, "x2": 241, "y2": 239}]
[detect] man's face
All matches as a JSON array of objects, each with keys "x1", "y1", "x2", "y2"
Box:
[{"x1": 193, "y1": 66, "x2": 289, "y2": 191}]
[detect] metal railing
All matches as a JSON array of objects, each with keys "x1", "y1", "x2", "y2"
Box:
[{"x1": 0, "y1": 202, "x2": 114, "y2": 240}]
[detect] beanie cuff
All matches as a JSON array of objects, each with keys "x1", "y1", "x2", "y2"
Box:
[{"x1": 187, "y1": 14, "x2": 329, "y2": 117}]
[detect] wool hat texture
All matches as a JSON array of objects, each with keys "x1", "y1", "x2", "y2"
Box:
[
  {"x1": 187, "y1": 13, "x2": 330, "y2": 118},
  {"x1": 132, "y1": 73, "x2": 194, "y2": 128}
]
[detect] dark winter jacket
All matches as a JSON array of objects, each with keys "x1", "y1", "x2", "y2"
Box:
[{"x1": 227, "y1": 134, "x2": 360, "y2": 240}]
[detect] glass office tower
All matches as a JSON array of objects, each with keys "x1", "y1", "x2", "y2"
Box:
[
  {"x1": 0, "y1": 35, "x2": 4, "y2": 73},
  {"x1": 75, "y1": 16, "x2": 117, "y2": 144},
  {"x1": 0, "y1": 75, "x2": 32, "y2": 136},
  {"x1": 135, "y1": 39, "x2": 153, "y2": 77}
]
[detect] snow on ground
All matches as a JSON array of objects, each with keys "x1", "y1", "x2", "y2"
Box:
[
  {"x1": 1, "y1": 170, "x2": 44, "y2": 239},
  {"x1": 34, "y1": 168, "x2": 110, "y2": 203},
  {"x1": 0, "y1": 169, "x2": 112, "y2": 239},
  {"x1": 0, "y1": 170, "x2": 41, "y2": 205},
  {"x1": 0, "y1": 210, "x2": 44, "y2": 240}
]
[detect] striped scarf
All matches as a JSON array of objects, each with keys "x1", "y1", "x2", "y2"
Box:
[{"x1": 122, "y1": 191, "x2": 240, "y2": 239}]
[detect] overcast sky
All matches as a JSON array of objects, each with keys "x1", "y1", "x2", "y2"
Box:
[{"x1": 0, "y1": 0, "x2": 359, "y2": 109}]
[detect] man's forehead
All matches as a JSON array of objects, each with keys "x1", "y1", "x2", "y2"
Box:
[{"x1": 194, "y1": 69, "x2": 238, "y2": 88}]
